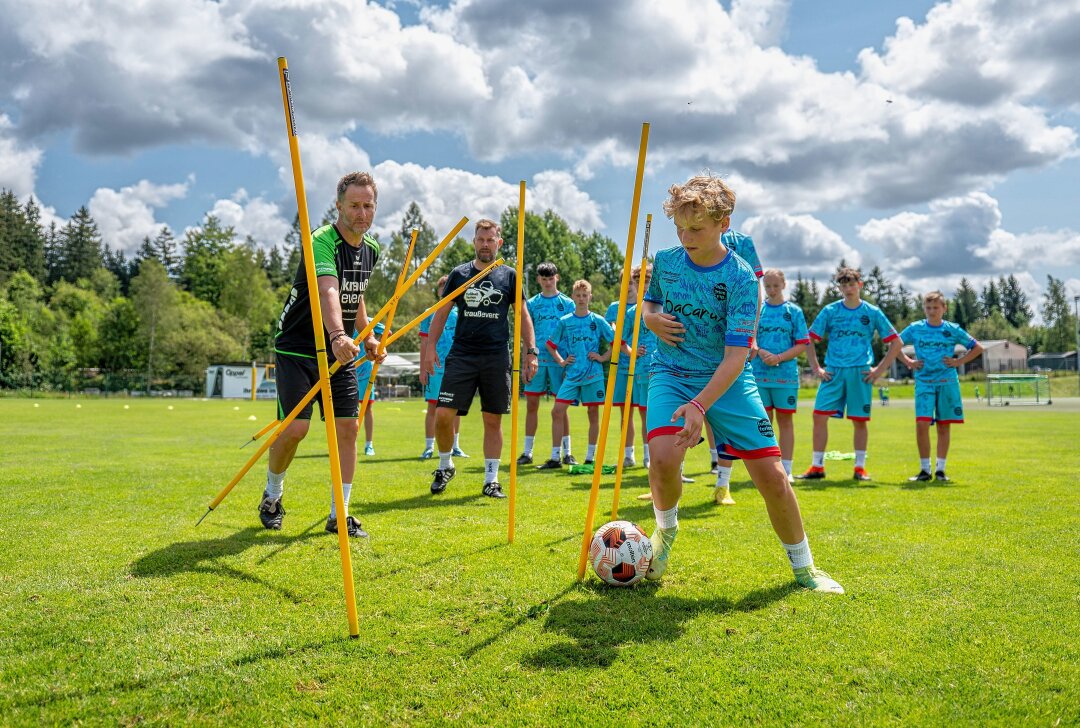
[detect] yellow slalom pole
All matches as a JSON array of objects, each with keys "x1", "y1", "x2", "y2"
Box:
[
  {"x1": 611, "y1": 214, "x2": 652, "y2": 519},
  {"x1": 576, "y1": 122, "x2": 649, "y2": 581},
  {"x1": 358, "y1": 230, "x2": 418, "y2": 423},
  {"x1": 276, "y1": 56, "x2": 358, "y2": 638},
  {"x1": 198, "y1": 218, "x2": 469, "y2": 520},
  {"x1": 242, "y1": 418, "x2": 280, "y2": 448},
  {"x1": 508, "y1": 181, "x2": 526, "y2": 544},
  {"x1": 250, "y1": 360, "x2": 257, "y2": 402}
]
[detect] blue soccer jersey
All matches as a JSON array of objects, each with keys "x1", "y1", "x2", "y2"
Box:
[
  {"x1": 547, "y1": 311, "x2": 614, "y2": 384},
  {"x1": 644, "y1": 247, "x2": 760, "y2": 377},
  {"x1": 419, "y1": 305, "x2": 458, "y2": 364},
  {"x1": 900, "y1": 319, "x2": 977, "y2": 385},
  {"x1": 605, "y1": 301, "x2": 633, "y2": 374},
  {"x1": 752, "y1": 300, "x2": 809, "y2": 386},
  {"x1": 809, "y1": 300, "x2": 899, "y2": 368},
  {"x1": 622, "y1": 303, "x2": 657, "y2": 374},
  {"x1": 527, "y1": 291, "x2": 573, "y2": 366},
  {"x1": 722, "y1": 229, "x2": 763, "y2": 279}
]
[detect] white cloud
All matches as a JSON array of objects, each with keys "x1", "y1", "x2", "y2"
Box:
[
  {"x1": 740, "y1": 213, "x2": 861, "y2": 274},
  {"x1": 857, "y1": 192, "x2": 1080, "y2": 281},
  {"x1": 88, "y1": 179, "x2": 190, "y2": 253},
  {"x1": 859, "y1": 0, "x2": 1080, "y2": 107},
  {"x1": 208, "y1": 190, "x2": 292, "y2": 248},
  {"x1": 0, "y1": 114, "x2": 42, "y2": 199},
  {"x1": 730, "y1": 0, "x2": 790, "y2": 47}
]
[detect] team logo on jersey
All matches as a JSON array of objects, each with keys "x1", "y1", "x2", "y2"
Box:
[
  {"x1": 464, "y1": 280, "x2": 504, "y2": 307},
  {"x1": 757, "y1": 418, "x2": 774, "y2": 437},
  {"x1": 859, "y1": 315, "x2": 870, "y2": 325},
  {"x1": 783, "y1": 312, "x2": 792, "y2": 321},
  {"x1": 557, "y1": 303, "x2": 565, "y2": 311},
  {"x1": 589, "y1": 321, "x2": 597, "y2": 331},
  {"x1": 713, "y1": 283, "x2": 727, "y2": 302}
]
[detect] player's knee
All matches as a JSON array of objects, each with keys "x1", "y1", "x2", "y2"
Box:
[
  {"x1": 337, "y1": 417, "x2": 359, "y2": 440},
  {"x1": 279, "y1": 420, "x2": 310, "y2": 445},
  {"x1": 754, "y1": 466, "x2": 792, "y2": 500}
]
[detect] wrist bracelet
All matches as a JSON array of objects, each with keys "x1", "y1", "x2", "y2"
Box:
[{"x1": 688, "y1": 398, "x2": 706, "y2": 416}]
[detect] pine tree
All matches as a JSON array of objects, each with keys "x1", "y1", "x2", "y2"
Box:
[
  {"x1": 179, "y1": 215, "x2": 235, "y2": 307},
  {"x1": 152, "y1": 227, "x2": 179, "y2": 276},
  {"x1": 55, "y1": 206, "x2": 104, "y2": 283},
  {"x1": 951, "y1": 278, "x2": 980, "y2": 329},
  {"x1": 980, "y1": 279, "x2": 1002, "y2": 318},
  {"x1": 1001, "y1": 275, "x2": 1032, "y2": 328},
  {"x1": 1041, "y1": 275, "x2": 1075, "y2": 352}
]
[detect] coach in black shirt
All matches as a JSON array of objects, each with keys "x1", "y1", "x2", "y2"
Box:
[{"x1": 421, "y1": 219, "x2": 538, "y2": 497}]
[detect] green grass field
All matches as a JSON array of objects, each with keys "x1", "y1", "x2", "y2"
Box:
[{"x1": 3, "y1": 396, "x2": 1078, "y2": 725}]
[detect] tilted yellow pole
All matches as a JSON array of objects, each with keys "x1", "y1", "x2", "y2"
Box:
[
  {"x1": 199, "y1": 257, "x2": 501, "y2": 521},
  {"x1": 242, "y1": 418, "x2": 280, "y2": 448},
  {"x1": 610, "y1": 214, "x2": 652, "y2": 519},
  {"x1": 508, "y1": 181, "x2": 526, "y2": 544},
  {"x1": 276, "y1": 56, "x2": 358, "y2": 637},
  {"x1": 358, "y1": 230, "x2": 418, "y2": 422},
  {"x1": 576, "y1": 122, "x2": 649, "y2": 581}
]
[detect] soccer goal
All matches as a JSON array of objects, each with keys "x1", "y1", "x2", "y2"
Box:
[{"x1": 986, "y1": 374, "x2": 1052, "y2": 406}]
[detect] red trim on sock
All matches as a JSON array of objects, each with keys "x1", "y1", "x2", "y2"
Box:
[
  {"x1": 646, "y1": 425, "x2": 682, "y2": 442},
  {"x1": 721, "y1": 444, "x2": 782, "y2": 460}
]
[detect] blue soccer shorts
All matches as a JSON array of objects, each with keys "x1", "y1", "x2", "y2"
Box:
[
  {"x1": 915, "y1": 381, "x2": 964, "y2": 424},
  {"x1": 556, "y1": 376, "x2": 606, "y2": 407},
  {"x1": 524, "y1": 365, "x2": 564, "y2": 397},
  {"x1": 758, "y1": 385, "x2": 799, "y2": 413},
  {"x1": 646, "y1": 369, "x2": 780, "y2": 460},
  {"x1": 813, "y1": 366, "x2": 873, "y2": 421},
  {"x1": 423, "y1": 366, "x2": 444, "y2": 403}
]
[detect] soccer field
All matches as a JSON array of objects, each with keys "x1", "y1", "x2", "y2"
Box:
[{"x1": 2, "y1": 397, "x2": 1078, "y2": 725}]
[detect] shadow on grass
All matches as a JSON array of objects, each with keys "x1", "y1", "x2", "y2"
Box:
[
  {"x1": 524, "y1": 581, "x2": 796, "y2": 670},
  {"x1": 371, "y1": 541, "x2": 508, "y2": 580},
  {"x1": 131, "y1": 521, "x2": 326, "y2": 603},
  {"x1": 356, "y1": 492, "x2": 487, "y2": 516}
]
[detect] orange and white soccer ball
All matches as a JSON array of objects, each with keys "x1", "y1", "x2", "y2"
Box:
[{"x1": 589, "y1": 520, "x2": 653, "y2": 586}]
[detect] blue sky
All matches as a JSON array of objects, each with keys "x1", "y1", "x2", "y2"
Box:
[{"x1": 2, "y1": 0, "x2": 1078, "y2": 307}]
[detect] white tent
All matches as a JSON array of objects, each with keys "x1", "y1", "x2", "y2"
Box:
[{"x1": 375, "y1": 353, "x2": 421, "y2": 378}]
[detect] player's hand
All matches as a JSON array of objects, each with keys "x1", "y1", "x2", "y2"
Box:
[
  {"x1": 644, "y1": 311, "x2": 685, "y2": 345},
  {"x1": 563, "y1": 354, "x2": 576, "y2": 367},
  {"x1": 331, "y1": 336, "x2": 360, "y2": 365},
  {"x1": 908, "y1": 358, "x2": 924, "y2": 370},
  {"x1": 637, "y1": 344, "x2": 647, "y2": 357},
  {"x1": 419, "y1": 369, "x2": 429, "y2": 386},
  {"x1": 523, "y1": 354, "x2": 538, "y2": 383},
  {"x1": 943, "y1": 356, "x2": 961, "y2": 368},
  {"x1": 863, "y1": 366, "x2": 884, "y2": 383},
  {"x1": 363, "y1": 335, "x2": 386, "y2": 364},
  {"x1": 813, "y1": 366, "x2": 832, "y2": 381},
  {"x1": 421, "y1": 355, "x2": 435, "y2": 377},
  {"x1": 586, "y1": 351, "x2": 603, "y2": 362},
  {"x1": 670, "y1": 403, "x2": 704, "y2": 450}
]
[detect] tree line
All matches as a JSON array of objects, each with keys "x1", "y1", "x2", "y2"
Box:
[{"x1": 0, "y1": 190, "x2": 628, "y2": 392}]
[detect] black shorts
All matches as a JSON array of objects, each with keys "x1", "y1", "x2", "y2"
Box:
[
  {"x1": 438, "y1": 350, "x2": 510, "y2": 416},
  {"x1": 276, "y1": 352, "x2": 359, "y2": 420}
]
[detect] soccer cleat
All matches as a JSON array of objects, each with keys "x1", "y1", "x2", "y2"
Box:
[
  {"x1": 516, "y1": 452, "x2": 533, "y2": 465},
  {"x1": 645, "y1": 526, "x2": 678, "y2": 581},
  {"x1": 793, "y1": 565, "x2": 845, "y2": 594},
  {"x1": 451, "y1": 446, "x2": 469, "y2": 458},
  {"x1": 935, "y1": 471, "x2": 950, "y2": 482},
  {"x1": 623, "y1": 456, "x2": 636, "y2": 468},
  {"x1": 714, "y1": 485, "x2": 735, "y2": 506},
  {"x1": 420, "y1": 448, "x2": 434, "y2": 460},
  {"x1": 258, "y1": 491, "x2": 285, "y2": 530},
  {"x1": 680, "y1": 474, "x2": 695, "y2": 484},
  {"x1": 786, "y1": 473, "x2": 796, "y2": 485},
  {"x1": 482, "y1": 481, "x2": 507, "y2": 499},
  {"x1": 643, "y1": 458, "x2": 651, "y2": 469},
  {"x1": 852, "y1": 466, "x2": 872, "y2": 482},
  {"x1": 795, "y1": 466, "x2": 826, "y2": 480},
  {"x1": 536, "y1": 458, "x2": 562, "y2": 470},
  {"x1": 364, "y1": 443, "x2": 375, "y2": 456},
  {"x1": 430, "y1": 467, "x2": 455, "y2": 494},
  {"x1": 325, "y1": 515, "x2": 369, "y2": 538},
  {"x1": 908, "y1": 470, "x2": 932, "y2": 482},
  {"x1": 562, "y1": 454, "x2": 578, "y2": 466},
  {"x1": 584, "y1": 458, "x2": 594, "y2": 465},
  {"x1": 709, "y1": 461, "x2": 719, "y2": 475}
]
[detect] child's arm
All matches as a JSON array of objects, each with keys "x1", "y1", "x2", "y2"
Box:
[
  {"x1": 669, "y1": 346, "x2": 748, "y2": 449},
  {"x1": 865, "y1": 337, "x2": 903, "y2": 382}
]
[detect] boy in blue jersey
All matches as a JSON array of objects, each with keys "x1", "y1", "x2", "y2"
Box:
[
  {"x1": 520, "y1": 263, "x2": 576, "y2": 467},
  {"x1": 606, "y1": 268, "x2": 656, "y2": 470},
  {"x1": 545, "y1": 280, "x2": 615, "y2": 467},
  {"x1": 353, "y1": 321, "x2": 386, "y2": 457},
  {"x1": 618, "y1": 263, "x2": 657, "y2": 470},
  {"x1": 897, "y1": 291, "x2": 983, "y2": 482},
  {"x1": 798, "y1": 268, "x2": 903, "y2": 482},
  {"x1": 641, "y1": 175, "x2": 842, "y2": 593},
  {"x1": 418, "y1": 276, "x2": 466, "y2": 459}
]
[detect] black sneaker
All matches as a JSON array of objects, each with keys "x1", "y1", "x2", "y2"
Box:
[
  {"x1": 935, "y1": 471, "x2": 950, "y2": 482},
  {"x1": 562, "y1": 454, "x2": 578, "y2": 466},
  {"x1": 430, "y1": 467, "x2": 455, "y2": 494},
  {"x1": 583, "y1": 459, "x2": 594, "y2": 465},
  {"x1": 516, "y1": 453, "x2": 533, "y2": 465},
  {"x1": 482, "y1": 481, "x2": 507, "y2": 498},
  {"x1": 258, "y1": 491, "x2": 285, "y2": 530},
  {"x1": 536, "y1": 458, "x2": 562, "y2": 470},
  {"x1": 325, "y1": 515, "x2": 369, "y2": 538},
  {"x1": 908, "y1": 470, "x2": 932, "y2": 482}
]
